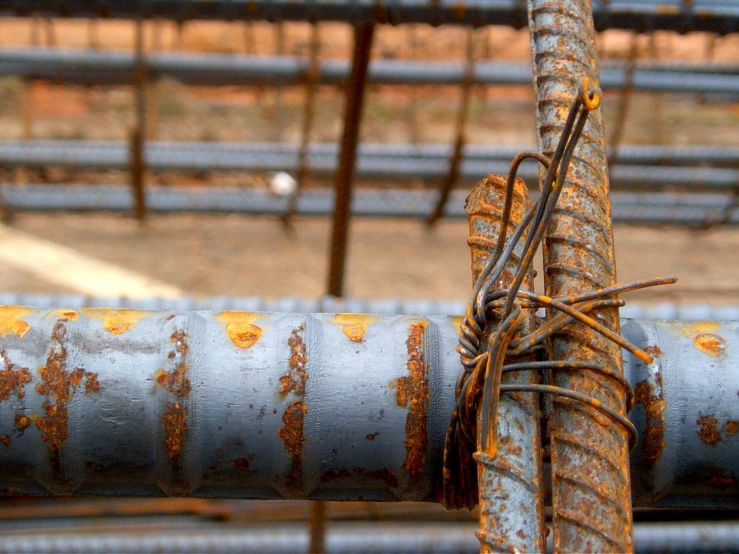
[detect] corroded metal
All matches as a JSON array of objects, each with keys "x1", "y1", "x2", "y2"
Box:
[
  {"x1": 326, "y1": 22, "x2": 375, "y2": 297},
  {"x1": 0, "y1": 308, "x2": 736, "y2": 505},
  {"x1": 466, "y1": 175, "x2": 545, "y2": 552},
  {"x1": 527, "y1": 0, "x2": 633, "y2": 551}
]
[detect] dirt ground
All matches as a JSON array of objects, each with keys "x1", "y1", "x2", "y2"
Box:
[{"x1": 0, "y1": 19, "x2": 736, "y2": 307}]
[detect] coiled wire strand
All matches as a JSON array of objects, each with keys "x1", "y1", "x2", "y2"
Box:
[{"x1": 442, "y1": 78, "x2": 677, "y2": 510}]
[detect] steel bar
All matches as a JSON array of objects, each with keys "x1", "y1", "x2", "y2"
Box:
[
  {"x1": 131, "y1": 19, "x2": 148, "y2": 220},
  {"x1": 0, "y1": 140, "x2": 736, "y2": 174},
  {"x1": 0, "y1": 292, "x2": 738, "y2": 322},
  {"x1": 426, "y1": 29, "x2": 475, "y2": 227},
  {"x1": 0, "y1": 521, "x2": 738, "y2": 554},
  {"x1": 327, "y1": 23, "x2": 374, "y2": 297},
  {"x1": 0, "y1": 310, "x2": 736, "y2": 508},
  {"x1": 467, "y1": 176, "x2": 544, "y2": 550},
  {"x1": 608, "y1": 32, "x2": 638, "y2": 172},
  {"x1": 3, "y1": 185, "x2": 739, "y2": 226},
  {"x1": 1, "y1": 0, "x2": 737, "y2": 31},
  {"x1": 528, "y1": 0, "x2": 633, "y2": 551},
  {"x1": 1, "y1": 49, "x2": 738, "y2": 93}
]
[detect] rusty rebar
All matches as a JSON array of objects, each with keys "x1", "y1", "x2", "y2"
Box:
[
  {"x1": 309, "y1": 500, "x2": 327, "y2": 554},
  {"x1": 427, "y1": 28, "x2": 476, "y2": 227},
  {"x1": 131, "y1": 17, "x2": 148, "y2": 221},
  {"x1": 326, "y1": 22, "x2": 375, "y2": 297},
  {"x1": 466, "y1": 175, "x2": 545, "y2": 552},
  {"x1": 282, "y1": 22, "x2": 321, "y2": 227},
  {"x1": 527, "y1": 1, "x2": 634, "y2": 551}
]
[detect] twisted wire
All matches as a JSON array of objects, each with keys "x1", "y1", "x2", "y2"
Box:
[{"x1": 442, "y1": 78, "x2": 677, "y2": 510}]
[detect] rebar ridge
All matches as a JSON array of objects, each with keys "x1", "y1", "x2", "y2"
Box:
[{"x1": 527, "y1": 0, "x2": 633, "y2": 551}]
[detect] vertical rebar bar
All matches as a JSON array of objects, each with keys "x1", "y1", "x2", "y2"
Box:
[
  {"x1": 309, "y1": 500, "x2": 328, "y2": 554},
  {"x1": 273, "y1": 22, "x2": 286, "y2": 142},
  {"x1": 427, "y1": 28, "x2": 476, "y2": 226},
  {"x1": 282, "y1": 22, "x2": 321, "y2": 227},
  {"x1": 527, "y1": 1, "x2": 634, "y2": 552},
  {"x1": 326, "y1": 22, "x2": 375, "y2": 297},
  {"x1": 467, "y1": 175, "x2": 545, "y2": 553},
  {"x1": 131, "y1": 17, "x2": 148, "y2": 221},
  {"x1": 607, "y1": 32, "x2": 639, "y2": 174}
]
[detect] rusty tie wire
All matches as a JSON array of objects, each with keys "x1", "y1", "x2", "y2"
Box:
[{"x1": 442, "y1": 81, "x2": 676, "y2": 548}]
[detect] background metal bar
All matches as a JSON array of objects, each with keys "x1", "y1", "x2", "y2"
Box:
[
  {"x1": 0, "y1": 310, "x2": 736, "y2": 509},
  {"x1": 0, "y1": 0, "x2": 736, "y2": 31},
  {"x1": 327, "y1": 23, "x2": 375, "y2": 297},
  {"x1": 0, "y1": 49, "x2": 737, "y2": 93},
  {"x1": 2, "y1": 185, "x2": 738, "y2": 226},
  {"x1": 528, "y1": 0, "x2": 633, "y2": 551}
]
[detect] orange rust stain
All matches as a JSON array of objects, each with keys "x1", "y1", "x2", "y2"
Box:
[
  {"x1": 156, "y1": 330, "x2": 191, "y2": 460},
  {"x1": 726, "y1": 421, "x2": 739, "y2": 437},
  {"x1": 81, "y1": 309, "x2": 149, "y2": 335},
  {"x1": 280, "y1": 325, "x2": 307, "y2": 397},
  {"x1": 0, "y1": 351, "x2": 32, "y2": 401},
  {"x1": 693, "y1": 333, "x2": 726, "y2": 357},
  {"x1": 0, "y1": 307, "x2": 33, "y2": 338},
  {"x1": 675, "y1": 321, "x2": 721, "y2": 337},
  {"x1": 321, "y1": 468, "x2": 351, "y2": 482},
  {"x1": 14, "y1": 414, "x2": 30, "y2": 432},
  {"x1": 84, "y1": 373, "x2": 100, "y2": 395},
  {"x1": 0, "y1": 435, "x2": 9, "y2": 447},
  {"x1": 49, "y1": 310, "x2": 78, "y2": 322},
  {"x1": 370, "y1": 468, "x2": 399, "y2": 489},
  {"x1": 706, "y1": 475, "x2": 735, "y2": 488},
  {"x1": 278, "y1": 400, "x2": 307, "y2": 488},
  {"x1": 366, "y1": 432, "x2": 379, "y2": 441},
  {"x1": 34, "y1": 321, "x2": 98, "y2": 456},
  {"x1": 697, "y1": 415, "x2": 722, "y2": 446},
  {"x1": 644, "y1": 345, "x2": 662, "y2": 358},
  {"x1": 217, "y1": 312, "x2": 264, "y2": 349},
  {"x1": 398, "y1": 321, "x2": 429, "y2": 483},
  {"x1": 633, "y1": 372, "x2": 666, "y2": 465},
  {"x1": 163, "y1": 403, "x2": 187, "y2": 459},
  {"x1": 333, "y1": 314, "x2": 377, "y2": 343}
]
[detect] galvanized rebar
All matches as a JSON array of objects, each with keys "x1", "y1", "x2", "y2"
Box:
[
  {"x1": 0, "y1": 309, "x2": 737, "y2": 508},
  {"x1": 466, "y1": 175, "x2": 545, "y2": 552},
  {"x1": 327, "y1": 22, "x2": 374, "y2": 297},
  {"x1": 528, "y1": 1, "x2": 633, "y2": 551}
]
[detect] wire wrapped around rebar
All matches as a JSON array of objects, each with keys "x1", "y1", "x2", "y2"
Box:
[{"x1": 442, "y1": 78, "x2": 677, "y2": 511}]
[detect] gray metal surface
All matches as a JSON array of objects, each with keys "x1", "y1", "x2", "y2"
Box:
[
  {"x1": 3, "y1": 185, "x2": 739, "y2": 225},
  {"x1": 1, "y1": 140, "x2": 737, "y2": 173},
  {"x1": 0, "y1": 521, "x2": 738, "y2": 553},
  {"x1": 2, "y1": 49, "x2": 738, "y2": 93},
  {"x1": 0, "y1": 311, "x2": 736, "y2": 508},
  {"x1": 0, "y1": 0, "x2": 736, "y2": 31}
]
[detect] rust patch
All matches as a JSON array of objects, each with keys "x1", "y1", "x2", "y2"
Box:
[
  {"x1": 217, "y1": 312, "x2": 263, "y2": 349},
  {"x1": 366, "y1": 432, "x2": 379, "y2": 441},
  {"x1": 321, "y1": 468, "x2": 351, "y2": 482},
  {"x1": 14, "y1": 414, "x2": 30, "y2": 432},
  {"x1": 644, "y1": 345, "x2": 662, "y2": 358},
  {"x1": 693, "y1": 333, "x2": 727, "y2": 357},
  {"x1": 81, "y1": 308, "x2": 149, "y2": 335},
  {"x1": 278, "y1": 400, "x2": 306, "y2": 488},
  {"x1": 50, "y1": 310, "x2": 78, "y2": 321},
  {"x1": 0, "y1": 351, "x2": 32, "y2": 401},
  {"x1": 84, "y1": 373, "x2": 100, "y2": 395},
  {"x1": 726, "y1": 421, "x2": 739, "y2": 437},
  {"x1": 157, "y1": 330, "x2": 191, "y2": 459},
  {"x1": 633, "y1": 372, "x2": 666, "y2": 465},
  {"x1": 397, "y1": 321, "x2": 429, "y2": 483},
  {"x1": 232, "y1": 457, "x2": 253, "y2": 471},
  {"x1": 0, "y1": 307, "x2": 33, "y2": 338},
  {"x1": 706, "y1": 475, "x2": 735, "y2": 488},
  {"x1": 34, "y1": 321, "x2": 97, "y2": 455},
  {"x1": 280, "y1": 325, "x2": 307, "y2": 397},
  {"x1": 0, "y1": 435, "x2": 10, "y2": 447},
  {"x1": 332, "y1": 314, "x2": 377, "y2": 343},
  {"x1": 369, "y1": 468, "x2": 399, "y2": 488},
  {"x1": 163, "y1": 403, "x2": 187, "y2": 459},
  {"x1": 697, "y1": 415, "x2": 722, "y2": 446}
]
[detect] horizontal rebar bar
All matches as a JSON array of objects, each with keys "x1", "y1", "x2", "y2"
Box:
[
  {"x1": 0, "y1": 309, "x2": 736, "y2": 508},
  {"x1": 2, "y1": 49, "x2": 738, "y2": 93},
  {"x1": 1, "y1": 521, "x2": 738, "y2": 554},
  {"x1": 2, "y1": 185, "x2": 738, "y2": 225},
  {"x1": 1, "y1": 140, "x2": 737, "y2": 171},
  {"x1": 0, "y1": 0, "x2": 735, "y2": 31}
]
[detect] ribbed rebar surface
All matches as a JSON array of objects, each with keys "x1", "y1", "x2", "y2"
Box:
[
  {"x1": 467, "y1": 176, "x2": 545, "y2": 553},
  {"x1": 528, "y1": 1, "x2": 633, "y2": 552}
]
